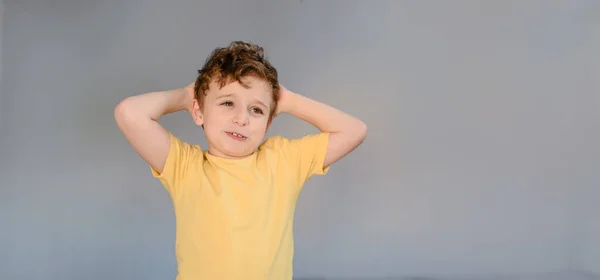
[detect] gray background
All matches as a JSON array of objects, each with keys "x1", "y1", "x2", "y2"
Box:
[{"x1": 1, "y1": 0, "x2": 599, "y2": 279}]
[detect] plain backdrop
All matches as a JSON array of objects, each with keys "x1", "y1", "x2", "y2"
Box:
[{"x1": 1, "y1": 0, "x2": 599, "y2": 279}]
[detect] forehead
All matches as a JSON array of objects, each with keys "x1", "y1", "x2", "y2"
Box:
[{"x1": 208, "y1": 76, "x2": 272, "y2": 104}]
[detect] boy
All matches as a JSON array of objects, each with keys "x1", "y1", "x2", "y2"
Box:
[{"x1": 114, "y1": 41, "x2": 367, "y2": 280}]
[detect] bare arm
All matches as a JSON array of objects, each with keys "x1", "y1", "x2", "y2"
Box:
[
  {"x1": 114, "y1": 83, "x2": 195, "y2": 173},
  {"x1": 276, "y1": 85, "x2": 367, "y2": 168}
]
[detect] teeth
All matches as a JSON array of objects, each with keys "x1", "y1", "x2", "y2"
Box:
[{"x1": 230, "y1": 132, "x2": 245, "y2": 138}]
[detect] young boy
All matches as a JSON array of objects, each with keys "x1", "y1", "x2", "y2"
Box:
[{"x1": 114, "y1": 41, "x2": 367, "y2": 280}]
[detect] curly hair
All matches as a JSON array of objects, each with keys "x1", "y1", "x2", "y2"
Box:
[{"x1": 194, "y1": 41, "x2": 280, "y2": 119}]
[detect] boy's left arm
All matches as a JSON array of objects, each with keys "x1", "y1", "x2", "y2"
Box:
[{"x1": 276, "y1": 85, "x2": 368, "y2": 168}]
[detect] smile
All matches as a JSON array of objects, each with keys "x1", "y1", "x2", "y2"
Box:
[{"x1": 225, "y1": 131, "x2": 248, "y2": 141}]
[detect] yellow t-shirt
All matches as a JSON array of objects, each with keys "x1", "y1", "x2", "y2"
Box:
[{"x1": 150, "y1": 132, "x2": 330, "y2": 280}]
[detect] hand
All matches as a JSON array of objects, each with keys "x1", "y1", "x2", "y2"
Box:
[
  {"x1": 274, "y1": 84, "x2": 293, "y2": 116},
  {"x1": 184, "y1": 81, "x2": 196, "y2": 104},
  {"x1": 183, "y1": 81, "x2": 198, "y2": 119}
]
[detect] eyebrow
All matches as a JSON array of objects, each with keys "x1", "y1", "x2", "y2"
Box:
[
  {"x1": 216, "y1": 93, "x2": 235, "y2": 99},
  {"x1": 217, "y1": 93, "x2": 269, "y2": 109},
  {"x1": 255, "y1": 100, "x2": 268, "y2": 109}
]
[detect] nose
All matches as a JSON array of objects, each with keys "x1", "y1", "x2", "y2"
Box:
[{"x1": 233, "y1": 109, "x2": 249, "y2": 126}]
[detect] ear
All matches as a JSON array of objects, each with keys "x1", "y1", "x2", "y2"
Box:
[{"x1": 190, "y1": 99, "x2": 204, "y2": 126}]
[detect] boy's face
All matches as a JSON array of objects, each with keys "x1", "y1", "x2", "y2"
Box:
[{"x1": 196, "y1": 76, "x2": 273, "y2": 159}]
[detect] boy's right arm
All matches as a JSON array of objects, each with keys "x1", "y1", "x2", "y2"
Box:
[{"x1": 114, "y1": 83, "x2": 195, "y2": 174}]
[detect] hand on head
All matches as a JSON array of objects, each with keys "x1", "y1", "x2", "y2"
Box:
[{"x1": 274, "y1": 84, "x2": 292, "y2": 117}]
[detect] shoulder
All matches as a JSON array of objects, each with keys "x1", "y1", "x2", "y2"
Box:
[
  {"x1": 260, "y1": 133, "x2": 330, "y2": 152},
  {"x1": 258, "y1": 132, "x2": 331, "y2": 176},
  {"x1": 162, "y1": 133, "x2": 204, "y2": 165},
  {"x1": 259, "y1": 135, "x2": 290, "y2": 151},
  {"x1": 169, "y1": 133, "x2": 203, "y2": 155},
  {"x1": 151, "y1": 133, "x2": 203, "y2": 181}
]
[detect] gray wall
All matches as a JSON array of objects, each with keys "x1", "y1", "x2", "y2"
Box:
[
  {"x1": 0, "y1": 0, "x2": 3, "y2": 128},
  {"x1": 576, "y1": 6, "x2": 600, "y2": 272},
  {"x1": 579, "y1": 181, "x2": 600, "y2": 276},
  {"x1": 1, "y1": 0, "x2": 598, "y2": 279}
]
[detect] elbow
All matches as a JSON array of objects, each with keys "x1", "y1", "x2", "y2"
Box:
[
  {"x1": 114, "y1": 97, "x2": 138, "y2": 125},
  {"x1": 349, "y1": 119, "x2": 367, "y2": 145},
  {"x1": 114, "y1": 98, "x2": 130, "y2": 121},
  {"x1": 357, "y1": 120, "x2": 368, "y2": 143}
]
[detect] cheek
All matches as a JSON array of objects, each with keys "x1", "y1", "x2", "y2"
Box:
[
  {"x1": 205, "y1": 110, "x2": 230, "y2": 124},
  {"x1": 251, "y1": 121, "x2": 269, "y2": 134}
]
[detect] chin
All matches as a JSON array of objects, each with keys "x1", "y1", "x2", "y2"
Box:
[
  {"x1": 224, "y1": 150, "x2": 253, "y2": 158},
  {"x1": 222, "y1": 144, "x2": 256, "y2": 158}
]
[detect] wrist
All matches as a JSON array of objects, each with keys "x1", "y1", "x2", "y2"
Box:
[
  {"x1": 160, "y1": 88, "x2": 188, "y2": 115},
  {"x1": 177, "y1": 86, "x2": 194, "y2": 111},
  {"x1": 277, "y1": 90, "x2": 297, "y2": 115}
]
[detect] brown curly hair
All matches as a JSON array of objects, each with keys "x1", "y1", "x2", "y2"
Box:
[{"x1": 194, "y1": 41, "x2": 280, "y2": 119}]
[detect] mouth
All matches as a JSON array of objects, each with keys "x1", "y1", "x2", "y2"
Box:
[{"x1": 225, "y1": 131, "x2": 248, "y2": 141}]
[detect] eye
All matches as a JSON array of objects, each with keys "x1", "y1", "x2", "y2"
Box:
[
  {"x1": 221, "y1": 101, "x2": 233, "y2": 106},
  {"x1": 252, "y1": 107, "x2": 264, "y2": 115}
]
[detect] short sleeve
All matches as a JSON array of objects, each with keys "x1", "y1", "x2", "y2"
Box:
[
  {"x1": 150, "y1": 133, "x2": 200, "y2": 195},
  {"x1": 273, "y1": 132, "x2": 331, "y2": 183}
]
